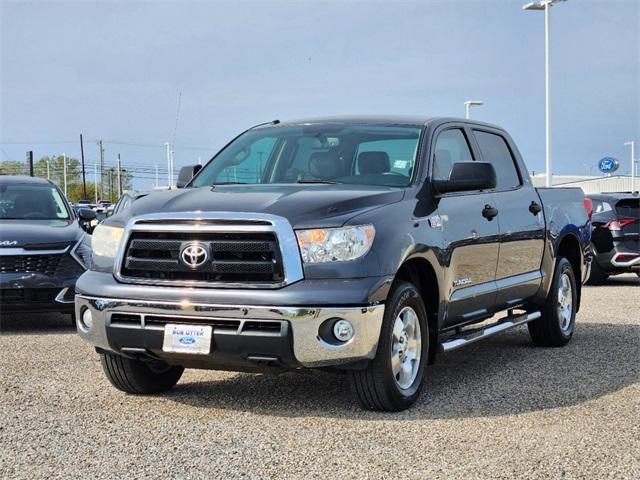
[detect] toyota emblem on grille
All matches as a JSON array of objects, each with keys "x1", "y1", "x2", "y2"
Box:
[{"x1": 180, "y1": 243, "x2": 208, "y2": 269}]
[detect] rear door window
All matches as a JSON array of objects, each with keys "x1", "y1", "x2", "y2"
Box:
[
  {"x1": 592, "y1": 199, "x2": 613, "y2": 214},
  {"x1": 616, "y1": 199, "x2": 639, "y2": 218},
  {"x1": 473, "y1": 130, "x2": 521, "y2": 190}
]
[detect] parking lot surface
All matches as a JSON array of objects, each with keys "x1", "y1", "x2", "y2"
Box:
[{"x1": 1, "y1": 275, "x2": 638, "y2": 479}]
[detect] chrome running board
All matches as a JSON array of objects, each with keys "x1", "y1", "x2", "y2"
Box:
[{"x1": 440, "y1": 311, "x2": 542, "y2": 352}]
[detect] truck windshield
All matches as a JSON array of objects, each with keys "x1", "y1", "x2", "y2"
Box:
[
  {"x1": 191, "y1": 125, "x2": 422, "y2": 188},
  {"x1": 0, "y1": 184, "x2": 71, "y2": 220}
]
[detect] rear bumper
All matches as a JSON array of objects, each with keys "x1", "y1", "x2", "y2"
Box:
[
  {"x1": 595, "y1": 245, "x2": 640, "y2": 273},
  {"x1": 75, "y1": 294, "x2": 385, "y2": 369}
]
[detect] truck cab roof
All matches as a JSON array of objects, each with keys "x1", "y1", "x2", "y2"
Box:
[
  {"x1": 253, "y1": 115, "x2": 505, "y2": 131},
  {"x1": 0, "y1": 175, "x2": 54, "y2": 187}
]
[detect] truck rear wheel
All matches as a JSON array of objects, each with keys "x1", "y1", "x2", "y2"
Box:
[
  {"x1": 349, "y1": 281, "x2": 429, "y2": 411},
  {"x1": 528, "y1": 257, "x2": 577, "y2": 347},
  {"x1": 100, "y1": 352, "x2": 184, "y2": 394}
]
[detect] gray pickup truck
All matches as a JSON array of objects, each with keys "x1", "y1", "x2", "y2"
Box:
[{"x1": 76, "y1": 116, "x2": 592, "y2": 411}]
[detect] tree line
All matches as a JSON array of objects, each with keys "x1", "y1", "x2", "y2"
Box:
[{"x1": 0, "y1": 156, "x2": 132, "y2": 203}]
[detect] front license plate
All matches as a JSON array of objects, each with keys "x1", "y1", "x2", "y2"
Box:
[{"x1": 162, "y1": 324, "x2": 212, "y2": 355}]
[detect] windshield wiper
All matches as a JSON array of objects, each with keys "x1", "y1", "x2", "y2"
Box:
[{"x1": 296, "y1": 179, "x2": 342, "y2": 184}]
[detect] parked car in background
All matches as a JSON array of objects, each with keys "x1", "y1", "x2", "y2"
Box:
[
  {"x1": 76, "y1": 117, "x2": 592, "y2": 411},
  {"x1": 587, "y1": 192, "x2": 639, "y2": 283},
  {"x1": 110, "y1": 191, "x2": 148, "y2": 217},
  {"x1": 0, "y1": 176, "x2": 94, "y2": 320}
]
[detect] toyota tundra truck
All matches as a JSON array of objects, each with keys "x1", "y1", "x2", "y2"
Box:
[{"x1": 75, "y1": 116, "x2": 592, "y2": 411}]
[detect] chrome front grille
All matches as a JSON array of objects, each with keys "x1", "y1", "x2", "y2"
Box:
[
  {"x1": 121, "y1": 231, "x2": 284, "y2": 283},
  {"x1": 114, "y1": 212, "x2": 305, "y2": 289}
]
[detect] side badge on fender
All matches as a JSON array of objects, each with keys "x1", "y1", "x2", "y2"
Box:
[
  {"x1": 453, "y1": 277, "x2": 472, "y2": 287},
  {"x1": 428, "y1": 215, "x2": 443, "y2": 229}
]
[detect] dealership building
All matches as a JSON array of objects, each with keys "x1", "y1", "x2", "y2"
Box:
[{"x1": 531, "y1": 174, "x2": 637, "y2": 194}]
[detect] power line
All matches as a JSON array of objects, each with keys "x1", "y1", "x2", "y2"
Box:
[{"x1": 0, "y1": 139, "x2": 216, "y2": 150}]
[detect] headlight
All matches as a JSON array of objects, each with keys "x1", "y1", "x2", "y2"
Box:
[
  {"x1": 91, "y1": 224, "x2": 124, "y2": 264},
  {"x1": 296, "y1": 225, "x2": 375, "y2": 263}
]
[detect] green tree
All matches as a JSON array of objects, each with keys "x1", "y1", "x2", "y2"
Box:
[
  {"x1": 103, "y1": 168, "x2": 133, "y2": 203},
  {"x1": 33, "y1": 157, "x2": 50, "y2": 178},
  {"x1": 67, "y1": 182, "x2": 97, "y2": 203},
  {"x1": 0, "y1": 160, "x2": 28, "y2": 176},
  {"x1": 47, "y1": 155, "x2": 80, "y2": 188}
]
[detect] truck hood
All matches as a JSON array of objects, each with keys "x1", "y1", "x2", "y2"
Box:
[
  {"x1": 0, "y1": 219, "x2": 81, "y2": 249},
  {"x1": 128, "y1": 184, "x2": 405, "y2": 228}
]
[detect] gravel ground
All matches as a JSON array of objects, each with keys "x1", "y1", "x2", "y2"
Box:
[{"x1": 1, "y1": 275, "x2": 638, "y2": 479}]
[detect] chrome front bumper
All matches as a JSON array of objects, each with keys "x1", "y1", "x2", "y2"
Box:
[{"x1": 75, "y1": 295, "x2": 385, "y2": 368}]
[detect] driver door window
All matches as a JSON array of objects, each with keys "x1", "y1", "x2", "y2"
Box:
[{"x1": 432, "y1": 129, "x2": 474, "y2": 181}]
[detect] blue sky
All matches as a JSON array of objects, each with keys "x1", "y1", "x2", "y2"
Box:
[{"x1": 1, "y1": 0, "x2": 638, "y2": 190}]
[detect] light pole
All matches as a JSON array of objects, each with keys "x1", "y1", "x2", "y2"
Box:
[
  {"x1": 94, "y1": 164, "x2": 98, "y2": 204},
  {"x1": 164, "y1": 142, "x2": 172, "y2": 186},
  {"x1": 464, "y1": 100, "x2": 484, "y2": 119},
  {"x1": 62, "y1": 152, "x2": 67, "y2": 197},
  {"x1": 624, "y1": 141, "x2": 635, "y2": 192},
  {"x1": 523, "y1": 0, "x2": 567, "y2": 188}
]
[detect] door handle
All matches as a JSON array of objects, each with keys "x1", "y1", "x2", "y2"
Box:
[
  {"x1": 482, "y1": 204, "x2": 499, "y2": 221},
  {"x1": 529, "y1": 201, "x2": 542, "y2": 215}
]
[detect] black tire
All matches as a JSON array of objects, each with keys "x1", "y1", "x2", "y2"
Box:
[
  {"x1": 528, "y1": 257, "x2": 577, "y2": 347},
  {"x1": 585, "y1": 256, "x2": 609, "y2": 285},
  {"x1": 100, "y1": 352, "x2": 184, "y2": 394},
  {"x1": 349, "y1": 281, "x2": 429, "y2": 411}
]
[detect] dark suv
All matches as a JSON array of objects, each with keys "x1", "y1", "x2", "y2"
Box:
[
  {"x1": 0, "y1": 176, "x2": 95, "y2": 319},
  {"x1": 587, "y1": 192, "x2": 640, "y2": 283}
]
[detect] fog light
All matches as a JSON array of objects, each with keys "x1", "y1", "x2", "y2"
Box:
[
  {"x1": 80, "y1": 308, "x2": 93, "y2": 331},
  {"x1": 333, "y1": 319, "x2": 354, "y2": 342}
]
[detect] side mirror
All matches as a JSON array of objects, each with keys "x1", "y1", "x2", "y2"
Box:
[
  {"x1": 433, "y1": 162, "x2": 497, "y2": 194},
  {"x1": 77, "y1": 208, "x2": 97, "y2": 221},
  {"x1": 176, "y1": 164, "x2": 203, "y2": 188}
]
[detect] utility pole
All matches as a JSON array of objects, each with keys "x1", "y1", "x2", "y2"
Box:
[
  {"x1": 46, "y1": 157, "x2": 50, "y2": 180},
  {"x1": 108, "y1": 168, "x2": 114, "y2": 203},
  {"x1": 26, "y1": 151, "x2": 34, "y2": 177},
  {"x1": 63, "y1": 152, "x2": 68, "y2": 197},
  {"x1": 94, "y1": 164, "x2": 98, "y2": 204},
  {"x1": 117, "y1": 153, "x2": 122, "y2": 198},
  {"x1": 80, "y1": 134, "x2": 87, "y2": 199},
  {"x1": 98, "y1": 140, "x2": 105, "y2": 201},
  {"x1": 155, "y1": 164, "x2": 159, "y2": 187}
]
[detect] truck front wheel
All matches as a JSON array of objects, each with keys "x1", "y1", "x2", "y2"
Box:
[
  {"x1": 528, "y1": 256, "x2": 577, "y2": 347},
  {"x1": 349, "y1": 281, "x2": 429, "y2": 411},
  {"x1": 100, "y1": 352, "x2": 184, "y2": 394}
]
